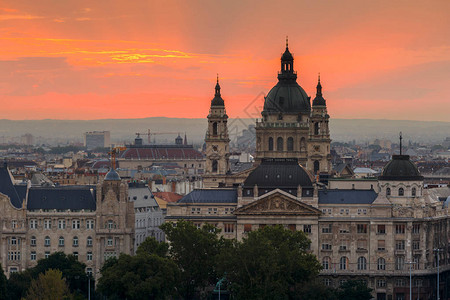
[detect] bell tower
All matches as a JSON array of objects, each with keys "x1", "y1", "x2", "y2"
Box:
[
  {"x1": 307, "y1": 75, "x2": 331, "y2": 175},
  {"x1": 204, "y1": 76, "x2": 230, "y2": 187}
]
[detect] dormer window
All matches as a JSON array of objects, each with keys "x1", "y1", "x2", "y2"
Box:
[{"x1": 398, "y1": 188, "x2": 404, "y2": 196}]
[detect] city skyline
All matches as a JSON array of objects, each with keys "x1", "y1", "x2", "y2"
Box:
[{"x1": 1, "y1": 0, "x2": 449, "y2": 121}]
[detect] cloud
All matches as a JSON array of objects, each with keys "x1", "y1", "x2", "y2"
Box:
[{"x1": 0, "y1": 14, "x2": 43, "y2": 21}]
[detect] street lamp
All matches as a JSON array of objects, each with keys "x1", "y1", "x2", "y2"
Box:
[
  {"x1": 433, "y1": 248, "x2": 441, "y2": 300},
  {"x1": 405, "y1": 261, "x2": 416, "y2": 300}
]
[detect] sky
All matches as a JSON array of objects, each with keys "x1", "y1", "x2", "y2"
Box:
[{"x1": 0, "y1": 0, "x2": 449, "y2": 121}]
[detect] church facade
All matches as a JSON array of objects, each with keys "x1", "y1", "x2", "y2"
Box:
[{"x1": 167, "y1": 43, "x2": 450, "y2": 300}]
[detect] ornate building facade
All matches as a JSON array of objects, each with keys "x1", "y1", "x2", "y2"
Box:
[
  {"x1": 167, "y1": 43, "x2": 450, "y2": 299},
  {"x1": 0, "y1": 163, "x2": 134, "y2": 279}
]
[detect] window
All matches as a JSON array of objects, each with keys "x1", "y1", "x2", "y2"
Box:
[
  {"x1": 314, "y1": 161, "x2": 320, "y2": 174},
  {"x1": 357, "y1": 224, "x2": 367, "y2": 234},
  {"x1": 212, "y1": 122, "x2": 218, "y2": 135},
  {"x1": 73, "y1": 236, "x2": 78, "y2": 247},
  {"x1": 268, "y1": 137, "x2": 273, "y2": 151},
  {"x1": 357, "y1": 257, "x2": 367, "y2": 270},
  {"x1": 395, "y1": 256, "x2": 405, "y2": 270},
  {"x1": 386, "y1": 187, "x2": 391, "y2": 196},
  {"x1": 339, "y1": 241, "x2": 348, "y2": 251},
  {"x1": 377, "y1": 279, "x2": 386, "y2": 288},
  {"x1": 303, "y1": 225, "x2": 312, "y2": 234},
  {"x1": 398, "y1": 188, "x2": 404, "y2": 196},
  {"x1": 396, "y1": 240, "x2": 405, "y2": 250},
  {"x1": 395, "y1": 279, "x2": 406, "y2": 287},
  {"x1": 224, "y1": 223, "x2": 234, "y2": 233},
  {"x1": 323, "y1": 278, "x2": 332, "y2": 286},
  {"x1": 395, "y1": 224, "x2": 405, "y2": 234},
  {"x1": 86, "y1": 268, "x2": 93, "y2": 276},
  {"x1": 87, "y1": 236, "x2": 93, "y2": 247},
  {"x1": 244, "y1": 224, "x2": 252, "y2": 233},
  {"x1": 10, "y1": 237, "x2": 17, "y2": 245},
  {"x1": 107, "y1": 237, "x2": 113, "y2": 246},
  {"x1": 413, "y1": 240, "x2": 420, "y2": 250},
  {"x1": 44, "y1": 219, "x2": 51, "y2": 229},
  {"x1": 44, "y1": 236, "x2": 51, "y2": 247},
  {"x1": 322, "y1": 257, "x2": 331, "y2": 270},
  {"x1": 59, "y1": 236, "x2": 65, "y2": 247},
  {"x1": 412, "y1": 224, "x2": 420, "y2": 234},
  {"x1": 10, "y1": 220, "x2": 16, "y2": 229},
  {"x1": 339, "y1": 257, "x2": 348, "y2": 270},
  {"x1": 378, "y1": 240, "x2": 386, "y2": 251},
  {"x1": 357, "y1": 240, "x2": 367, "y2": 251},
  {"x1": 30, "y1": 219, "x2": 37, "y2": 229},
  {"x1": 73, "y1": 252, "x2": 78, "y2": 259},
  {"x1": 377, "y1": 225, "x2": 386, "y2": 234},
  {"x1": 86, "y1": 220, "x2": 94, "y2": 229},
  {"x1": 72, "y1": 219, "x2": 80, "y2": 229},
  {"x1": 377, "y1": 258, "x2": 386, "y2": 270},
  {"x1": 30, "y1": 251, "x2": 36, "y2": 261},
  {"x1": 107, "y1": 220, "x2": 115, "y2": 229},
  {"x1": 87, "y1": 252, "x2": 93, "y2": 261},
  {"x1": 277, "y1": 137, "x2": 283, "y2": 151},
  {"x1": 322, "y1": 243, "x2": 332, "y2": 250},
  {"x1": 58, "y1": 219, "x2": 66, "y2": 229},
  {"x1": 30, "y1": 236, "x2": 36, "y2": 246},
  {"x1": 322, "y1": 224, "x2": 332, "y2": 233},
  {"x1": 412, "y1": 187, "x2": 416, "y2": 197},
  {"x1": 287, "y1": 137, "x2": 294, "y2": 151},
  {"x1": 104, "y1": 251, "x2": 116, "y2": 260},
  {"x1": 45, "y1": 251, "x2": 50, "y2": 259},
  {"x1": 8, "y1": 251, "x2": 20, "y2": 261}
]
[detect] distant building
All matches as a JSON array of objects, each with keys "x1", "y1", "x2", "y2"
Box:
[{"x1": 84, "y1": 131, "x2": 110, "y2": 150}]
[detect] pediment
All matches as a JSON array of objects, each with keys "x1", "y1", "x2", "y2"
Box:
[{"x1": 235, "y1": 192, "x2": 321, "y2": 216}]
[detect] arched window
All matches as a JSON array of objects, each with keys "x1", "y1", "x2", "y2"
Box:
[
  {"x1": 339, "y1": 257, "x2": 348, "y2": 270},
  {"x1": 314, "y1": 161, "x2": 320, "y2": 174},
  {"x1": 412, "y1": 187, "x2": 416, "y2": 197},
  {"x1": 300, "y1": 137, "x2": 306, "y2": 152},
  {"x1": 58, "y1": 236, "x2": 64, "y2": 247},
  {"x1": 357, "y1": 257, "x2": 367, "y2": 270},
  {"x1": 314, "y1": 122, "x2": 320, "y2": 135},
  {"x1": 268, "y1": 137, "x2": 274, "y2": 151},
  {"x1": 212, "y1": 122, "x2": 218, "y2": 136},
  {"x1": 212, "y1": 160, "x2": 218, "y2": 173},
  {"x1": 87, "y1": 236, "x2": 93, "y2": 247},
  {"x1": 73, "y1": 236, "x2": 78, "y2": 247},
  {"x1": 287, "y1": 137, "x2": 294, "y2": 151},
  {"x1": 322, "y1": 257, "x2": 331, "y2": 270},
  {"x1": 377, "y1": 258, "x2": 386, "y2": 270},
  {"x1": 277, "y1": 137, "x2": 283, "y2": 151},
  {"x1": 386, "y1": 187, "x2": 391, "y2": 196},
  {"x1": 44, "y1": 236, "x2": 50, "y2": 247},
  {"x1": 398, "y1": 188, "x2": 404, "y2": 196}
]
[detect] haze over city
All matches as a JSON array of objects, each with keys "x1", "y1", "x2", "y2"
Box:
[{"x1": 1, "y1": 0, "x2": 449, "y2": 121}]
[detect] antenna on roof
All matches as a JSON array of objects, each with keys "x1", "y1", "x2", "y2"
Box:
[{"x1": 399, "y1": 132, "x2": 403, "y2": 155}]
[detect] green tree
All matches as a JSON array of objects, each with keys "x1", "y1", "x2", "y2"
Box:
[
  {"x1": 336, "y1": 280, "x2": 372, "y2": 300},
  {"x1": 30, "y1": 252, "x2": 88, "y2": 297},
  {"x1": 224, "y1": 225, "x2": 322, "y2": 300},
  {"x1": 296, "y1": 280, "x2": 337, "y2": 300},
  {"x1": 6, "y1": 270, "x2": 33, "y2": 300},
  {"x1": 0, "y1": 264, "x2": 7, "y2": 299},
  {"x1": 136, "y1": 236, "x2": 169, "y2": 257},
  {"x1": 160, "y1": 220, "x2": 228, "y2": 299},
  {"x1": 25, "y1": 269, "x2": 72, "y2": 300},
  {"x1": 97, "y1": 253, "x2": 179, "y2": 300}
]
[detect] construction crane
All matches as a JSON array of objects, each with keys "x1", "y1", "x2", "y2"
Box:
[
  {"x1": 108, "y1": 146, "x2": 126, "y2": 169},
  {"x1": 135, "y1": 130, "x2": 180, "y2": 144}
]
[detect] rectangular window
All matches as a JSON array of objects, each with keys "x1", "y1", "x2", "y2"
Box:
[
  {"x1": 87, "y1": 252, "x2": 93, "y2": 261},
  {"x1": 45, "y1": 251, "x2": 50, "y2": 259},
  {"x1": 377, "y1": 225, "x2": 386, "y2": 234},
  {"x1": 357, "y1": 224, "x2": 367, "y2": 233},
  {"x1": 86, "y1": 220, "x2": 94, "y2": 230},
  {"x1": 224, "y1": 223, "x2": 234, "y2": 233},
  {"x1": 322, "y1": 224, "x2": 332, "y2": 233},
  {"x1": 30, "y1": 219, "x2": 37, "y2": 229},
  {"x1": 244, "y1": 224, "x2": 252, "y2": 233},
  {"x1": 73, "y1": 252, "x2": 78, "y2": 259},
  {"x1": 395, "y1": 256, "x2": 405, "y2": 270},
  {"x1": 395, "y1": 224, "x2": 406, "y2": 234},
  {"x1": 303, "y1": 225, "x2": 312, "y2": 233},
  {"x1": 412, "y1": 240, "x2": 420, "y2": 250},
  {"x1": 378, "y1": 240, "x2": 386, "y2": 251},
  {"x1": 191, "y1": 208, "x2": 196, "y2": 214},
  {"x1": 412, "y1": 224, "x2": 420, "y2": 234},
  {"x1": 322, "y1": 243, "x2": 332, "y2": 250},
  {"x1": 11, "y1": 220, "x2": 17, "y2": 229},
  {"x1": 58, "y1": 219, "x2": 66, "y2": 229},
  {"x1": 30, "y1": 251, "x2": 36, "y2": 261},
  {"x1": 44, "y1": 219, "x2": 51, "y2": 229},
  {"x1": 107, "y1": 238, "x2": 113, "y2": 246},
  {"x1": 72, "y1": 220, "x2": 80, "y2": 229},
  {"x1": 357, "y1": 240, "x2": 367, "y2": 250},
  {"x1": 377, "y1": 279, "x2": 386, "y2": 288},
  {"x1": 396, "y1": 240, "x2": 405, "y2": 250}
]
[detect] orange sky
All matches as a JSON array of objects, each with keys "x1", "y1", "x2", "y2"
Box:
[{"x1": 0, "y1": 0, "x2": 449, "y2": 121}]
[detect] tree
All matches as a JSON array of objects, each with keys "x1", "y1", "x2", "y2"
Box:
[
  {"x1": 0, "y1": 264, "x2": 7, "y2": 299},
  {"x1": 223, "y1": 225, "x2": 322, "y2": 300},
  {"x1": 136, "y1": 236, "x2": 169, "y2": 257},
  {"x1": 295, "y1": 280, "x2": 337, "y2": 300},
  {"x1": 97, "y1": 253, "x2": 179, "y2": 300},
  {"x1": 6, "y1": 270, "x2": 33, "y2": 300},
  {"x1": 30, "y1": 252, "x2": 88, "y2": 297},
  {"x1": 160, "y1": 220, "x2": 229, "y2": 299},
  {"x1": 25, "y1": 269, "x2": 72, "y2": 300},
  {"x1": 336, "y1": 280, "x2": 372, "y2": 300}
]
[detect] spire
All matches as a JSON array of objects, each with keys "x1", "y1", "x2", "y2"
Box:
[
  {"x1": 399, "y1": 132, "x2": 403, "y2": 155},
  {"x1": 316, "y1": 73, "x2": 322, "y2": 97},
  {"x1": 184, "y1": 132, "x2": 187, "y2": 145},
  {"x1": 286, "y1": 35, "x2": 289, "y2": 49},
  {"x1": 215, "y1": 74, "x2": 221, "y2": 97}
]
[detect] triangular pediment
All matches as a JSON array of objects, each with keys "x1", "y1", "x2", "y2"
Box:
[{"x1": 235, "y1": 191, "x2": 321, "y2": 216}]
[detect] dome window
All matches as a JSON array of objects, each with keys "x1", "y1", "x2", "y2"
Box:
[{"x1": 398, "y1": 188, "x2": 404, "y2": 196}]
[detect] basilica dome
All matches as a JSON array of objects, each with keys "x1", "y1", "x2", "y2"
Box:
[
  {"x1": 379, "y1": 155, "x2": 423, "y2": 181},
  {"x1": 104, "y1": 168, "x2": 121, "y2": 181}
]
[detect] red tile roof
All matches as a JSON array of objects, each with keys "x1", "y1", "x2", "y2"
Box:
[{"x1": 153, "y1": 192, "x2": 183, "y2": 203}]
